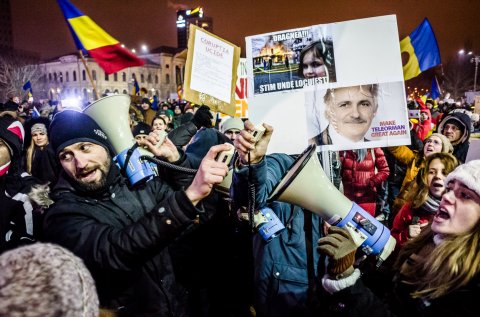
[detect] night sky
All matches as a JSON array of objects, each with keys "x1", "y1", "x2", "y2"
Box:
[{"x1": 11, "y1": 0, "x2": 480, "y2": 63}]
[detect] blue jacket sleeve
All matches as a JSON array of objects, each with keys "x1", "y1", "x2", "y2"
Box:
[{"x1": 231, "y1": 153, "x2": 295, "y2": 208}]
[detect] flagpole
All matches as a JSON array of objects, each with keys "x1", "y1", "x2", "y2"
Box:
[{"x1": 78, "y1": 50, "x2": 99, "y2": 100}]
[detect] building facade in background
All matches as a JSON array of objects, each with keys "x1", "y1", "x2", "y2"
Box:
[{"x1": 37, "y1": 46, "x2": 186, "y2": 102}]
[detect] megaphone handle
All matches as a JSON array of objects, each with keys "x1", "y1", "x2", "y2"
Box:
[{"x1": 121, "y1": 143, "x2": 140, "y2": 177}]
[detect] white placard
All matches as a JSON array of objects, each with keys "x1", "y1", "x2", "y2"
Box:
[{"x1": 190, "y1": 29, "x2": 234, "y2": 103}]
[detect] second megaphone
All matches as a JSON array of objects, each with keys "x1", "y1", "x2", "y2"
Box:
[{"x1": 268, "y1": 144, "x2": 396, "y2": 264}]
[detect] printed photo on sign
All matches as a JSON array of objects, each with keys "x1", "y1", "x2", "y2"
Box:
[
  {"x1": 248, "y1": 24, "x2": 336, "y2": 96},
  {"x1": 246, "y1": 15, "x2": 409, "y2": 154},
  {"x1": 305, "y1": 81, "x2": 409, "y2": 151}
]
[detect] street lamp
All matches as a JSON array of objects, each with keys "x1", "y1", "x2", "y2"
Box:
[
  {"x1": 458, "y1": 49, "x2": 480, "y2": 92},
  {"x1": 471, "y1": 55, "x2": 480, "y2": 92}
]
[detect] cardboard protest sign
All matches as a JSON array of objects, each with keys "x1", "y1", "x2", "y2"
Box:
[
  {"x1": 245, "y1": 15, "x2": 410, "y2": 153},
  {"x1": 184, "y1": 24, "x2": 241, "y2": 116},
  {"x1": 475, "y1": 96, "x2": 480, "y2": 114}
]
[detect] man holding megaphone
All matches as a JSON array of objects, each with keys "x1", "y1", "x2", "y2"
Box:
[
  {"x1": 233, "y1": 120, "x2": 396, "y2": 317},
  {"x1": 42, "y1": 109, "x2": 231, "y2": 316},
  {"x1": 232, "y1": 120, "x2": 326, "y2": 317}
]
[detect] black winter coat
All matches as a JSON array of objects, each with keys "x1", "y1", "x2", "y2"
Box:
[
  {"x1": 43, "y1": 166, "x2": 200, "y2": 317},
  {"x1": 319, "y1": 266, "x2": 480, "y2": 317}
]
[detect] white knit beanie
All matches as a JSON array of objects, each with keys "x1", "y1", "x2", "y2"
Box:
[
  {"x1": 0, "y1": 243, "x2": 99, "y2": 317},
  {"x1": 445, "y1": 160, "x2": 480, "y2": 200}
]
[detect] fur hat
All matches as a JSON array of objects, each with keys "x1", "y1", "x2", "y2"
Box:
[
  {"x1": 0, "y1": 243, "x2": 99, "y2": 316},
  {"x1": 31, "y1": 123, "x2": 47, "y2": 135},
  {"x1": 221, "y1": 117, "x2": 244, "y2": 134},
  {"x1": 49, "y1": 110, "x2": 113, "y2": 155},
  {"x1": 426, "y1": 133, "x2": 453, "y2": 153},
  {"x1": 445, "y1": 160, "x2": 480, "y2": 200}
]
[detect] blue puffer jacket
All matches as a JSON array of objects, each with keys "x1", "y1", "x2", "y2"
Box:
[{"x1": 232, "y1": 153, "x2": 324, "y2": 317}]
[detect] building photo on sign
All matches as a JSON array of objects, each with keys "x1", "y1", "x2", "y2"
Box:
[
  {"x1": 245, "y1": 15, "x2": 410, "y2": 154},
  {"x1": 247, "y1": 24, "x2": 336, "y2": 96}
]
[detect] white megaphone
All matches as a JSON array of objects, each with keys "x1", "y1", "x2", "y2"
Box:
[
  {"x1": 268, "y1": 144, "x2": 396, "y2": 264},
  {"x1": 83, "y1": 94, "x2": 156, "y2": 185}
]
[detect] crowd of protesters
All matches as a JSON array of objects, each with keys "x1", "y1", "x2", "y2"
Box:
[{"x1": 0, "y1": 89, "x2": 479, "y2": 317}]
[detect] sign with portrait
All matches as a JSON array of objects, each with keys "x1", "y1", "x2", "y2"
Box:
[{"x1": 245, "y1": 15, "x2": 410, "y2": 153}]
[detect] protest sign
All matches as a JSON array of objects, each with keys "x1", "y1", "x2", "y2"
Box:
[
  {"x1": 184, "y1": 24, "x2": 240, "y2": 116},
  {"x1": 245, "y1": 15, "x2": 410, "y2": 153},
  {"x1": 474, "y1": 96, "x2": 480, "y2": 114}
]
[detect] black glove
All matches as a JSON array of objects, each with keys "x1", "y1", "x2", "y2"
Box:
[
  {"x1": 317, "y1": 226, "x2": 358, "y2": 279},
  {"x1": 191, "y1": 105, "x2": 213, "y2": 129}
]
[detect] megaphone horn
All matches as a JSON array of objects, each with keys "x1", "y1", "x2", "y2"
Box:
[
  {"x1": 268, "y1": 144, "x2": 396, "y2": 264},
  {"x1": 83, "y1": 94, "x2": 156, "y2": 185}
]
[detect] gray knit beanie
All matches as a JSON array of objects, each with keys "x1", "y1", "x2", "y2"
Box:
[
  {"x1": 426, "y1": 133, "x2": 453, "y2": 154},
  {"x1": 0, "y1": 243, "x2": 99, "y2": 317}
]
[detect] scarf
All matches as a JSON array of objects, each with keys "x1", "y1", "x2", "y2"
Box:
[{"x1": 419, "y1": 194, "x2": 440, "y2": 215}]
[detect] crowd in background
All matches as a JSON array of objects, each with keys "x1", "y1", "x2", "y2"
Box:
[{"x1": 0, "y1": 89, "x2": 479, "y2": 317}]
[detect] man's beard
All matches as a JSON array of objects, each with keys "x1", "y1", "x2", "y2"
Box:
[{"x1": 74, "y1": 156, "x2": 111, "y2": 193}]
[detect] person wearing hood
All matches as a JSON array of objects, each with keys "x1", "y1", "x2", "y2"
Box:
[
  {"x1": 0, "y1": 117, "x2": 51, "y2": 254},
  {"x1": 437, "y1": 111, "x2": 471, "y2": 163},
  {"x1": 413, "y1": 108, "x2": 434, "y2": 141}
]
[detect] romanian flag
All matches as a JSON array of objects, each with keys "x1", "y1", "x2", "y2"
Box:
[
  {"x1": 131, "y1": 78, "x2": 140, "y2": 95},
  {"x1": 400, "y1": 18, "x2": 441, "y2": 81},
  {"x1": 22, "y1": 81, "x2": 33, "y2": 99},
  {"x1": 57, "y1": 0, "x2": 144, "y2": 74}
]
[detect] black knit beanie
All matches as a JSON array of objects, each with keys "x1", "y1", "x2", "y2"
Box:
[{"x1": 49, "y1": 110, "x2": 113, "y2": 155}]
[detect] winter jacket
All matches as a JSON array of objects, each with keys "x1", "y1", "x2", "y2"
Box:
[
  {"x1": 43, "y1": 164, "x2": 201, "y2": 317},
  {"x1": 318, "y1": 253, "x2": 480, "y2": 317},
  {"x1": 168, "y1": 121, "x2": 198, "y2": 148},
  {"x1": 413, "y1": 109, "x2": 434, "y2": 141},
  {"x1": 30, "y1": 144, "x2": 61, "y2": 187},
  {"x1": 391, "y1": 204, "x2": 432, "y2": 248},
  {"x1": 340, "y1": 149, "x2": 389, "y2": 216},
  {"x1": 0, "y1": 173, "x2": 49, "y2": 254},
  {"x1": 387, "y1": 146, "x2": 424, "y2": 214},
  {"x1": 141, "y1": 108, "x2": 157, "y2": 127},
  {"x1": 232, "y1": 154, "x2": 324, "y2": 317}
]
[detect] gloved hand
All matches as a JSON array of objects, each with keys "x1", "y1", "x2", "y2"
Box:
[
  {"x1": 191, "y1": 105, "x2": 213, "y2": 129},
  {"x1": 317, "y1": 226, "x2": 358, "y2": 279}
]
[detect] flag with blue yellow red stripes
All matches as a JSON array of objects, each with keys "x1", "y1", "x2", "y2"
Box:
[
  {"x1": 57, "y1": 0, "x2": 144, "y2": 74},
  {"x1": 400, "y1": 18, "x2": 441, "y2": 81}
]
